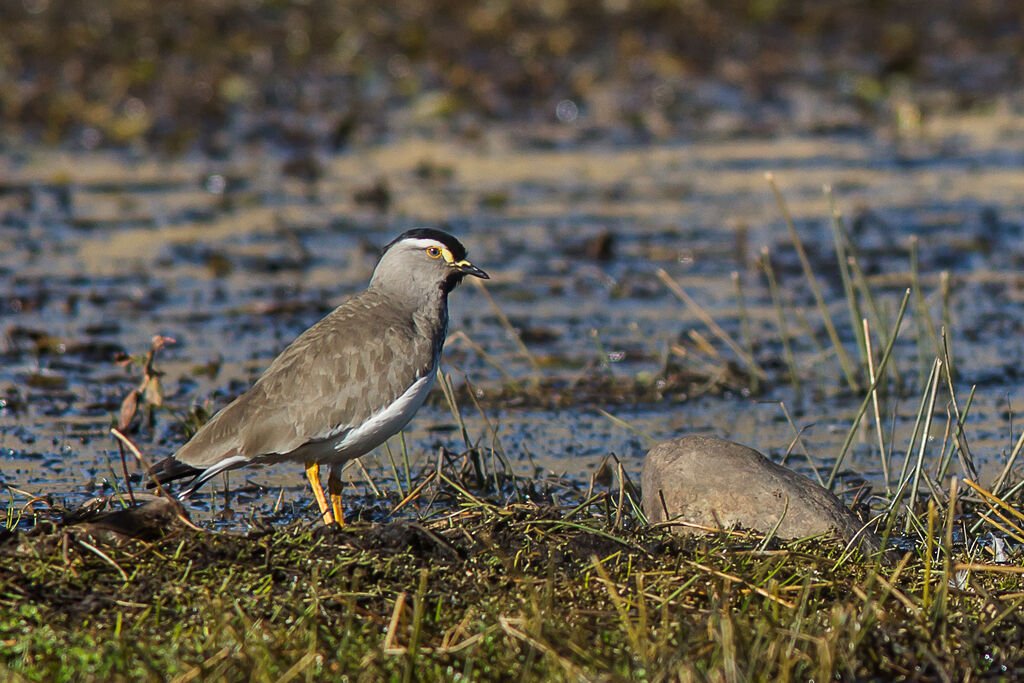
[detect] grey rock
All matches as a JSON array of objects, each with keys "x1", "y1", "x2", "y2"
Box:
[{"x1": 642, "y1": 435, "x2": 881, "y2": 554}]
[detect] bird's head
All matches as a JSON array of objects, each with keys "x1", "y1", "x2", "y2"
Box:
[{"x1": 371, "y1": 228, "x2": 488, "y2": 297}]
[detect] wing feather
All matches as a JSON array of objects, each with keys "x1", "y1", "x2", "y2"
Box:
[{"x1": 173, "y1": 290, "x2": 439, "y2": 469}]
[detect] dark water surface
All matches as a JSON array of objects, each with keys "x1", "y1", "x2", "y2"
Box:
[{"x1": 4, "y1": 120, "x2": 1024, "y2": 527}]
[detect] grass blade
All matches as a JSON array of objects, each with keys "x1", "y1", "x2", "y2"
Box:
[
  {"x1": 826, "y1": 289, "x2": 911, "y2": 489},
  {"x1": 767, "y1": 173, "x2": 859, "y2": 393}
]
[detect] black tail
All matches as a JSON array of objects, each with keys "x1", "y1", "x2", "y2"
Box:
[{"x1": 146, "y1": 456, "x2": 203, "y2": 488}]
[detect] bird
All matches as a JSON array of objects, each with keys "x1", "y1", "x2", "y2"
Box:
[{"x1": 148, "y1": 228, "x2": 488, "y2": 525}]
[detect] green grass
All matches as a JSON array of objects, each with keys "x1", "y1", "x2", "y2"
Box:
[{"x1": 2, "y1": 502, "x2": 1022, "y2": 681}]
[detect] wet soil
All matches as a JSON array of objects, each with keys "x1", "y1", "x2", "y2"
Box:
[
  {"x1": 3, "y1": 117, "x2": 1024, "y2": 527},
  {"x1": 3, "y1": 1, "x2": 1024, "y2": 528}
]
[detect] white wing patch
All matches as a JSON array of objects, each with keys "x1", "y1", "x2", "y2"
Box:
[{"x1": 293, "y1": 369, "x2": 437, "y2": 465}]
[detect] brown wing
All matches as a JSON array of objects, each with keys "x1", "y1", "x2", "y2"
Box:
[{"x1": 172, "y1": 290, "x2": 438, "y2": 469}]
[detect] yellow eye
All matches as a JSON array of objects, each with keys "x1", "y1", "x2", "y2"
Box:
[{"x1": 426, "y1": 246, "x2": 442, "y2": 258}]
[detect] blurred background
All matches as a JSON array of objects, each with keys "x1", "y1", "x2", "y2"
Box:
[
  {"x1": 2, "y1": 0, "x2": 1022, "y2": 152},
  {"x1": 3, "y1": 0, "x2": 1024, "y2": 525}
]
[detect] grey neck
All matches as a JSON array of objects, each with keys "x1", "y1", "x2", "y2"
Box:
[
  {"x1": 368, "y1": 277, "x2": 450, "y2": 358},
  {"x1": 369, "y1": 276, "x2": 448, "y2": 314}
]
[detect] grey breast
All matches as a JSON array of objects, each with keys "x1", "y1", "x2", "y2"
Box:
[{"x1": 172, "y1": 289, "x2": 441, "y2": 470}]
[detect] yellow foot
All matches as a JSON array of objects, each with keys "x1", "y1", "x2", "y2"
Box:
[
  {"x1": 305, "y1": 461, "x2": 335, "y2": 525},
  {"x1": 328, "y1": 471, "x2": 345, "y2": 527}
]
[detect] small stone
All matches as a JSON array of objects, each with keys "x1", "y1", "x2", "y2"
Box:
[{"x1": 642, "y1": 435, "x2": 882, "y2": 554}]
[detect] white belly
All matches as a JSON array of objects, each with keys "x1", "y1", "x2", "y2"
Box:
[{"x1": 296, "y1": 370, "x2": 437, "y2": 465}]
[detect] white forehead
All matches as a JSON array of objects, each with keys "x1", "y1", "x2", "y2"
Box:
[{"x1": 398, "y1": 237, "x2": 448, "y2": 250}]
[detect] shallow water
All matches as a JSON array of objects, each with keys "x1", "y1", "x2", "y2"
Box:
[{"x1": 4, "y1": 116, "x2": 1024, "y2": 527}]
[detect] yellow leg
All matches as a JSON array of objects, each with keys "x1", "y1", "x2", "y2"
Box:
[
  {"x1": 305, "y1": 461, "x2": 335, "y2": 525},
  {"x1": 328, "y1": 470, "x2": 345, "y2": 527}
]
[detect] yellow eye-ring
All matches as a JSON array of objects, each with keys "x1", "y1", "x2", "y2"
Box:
[{"x1": 426, "y1": 246, "x2": 442, "y2": 258}]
